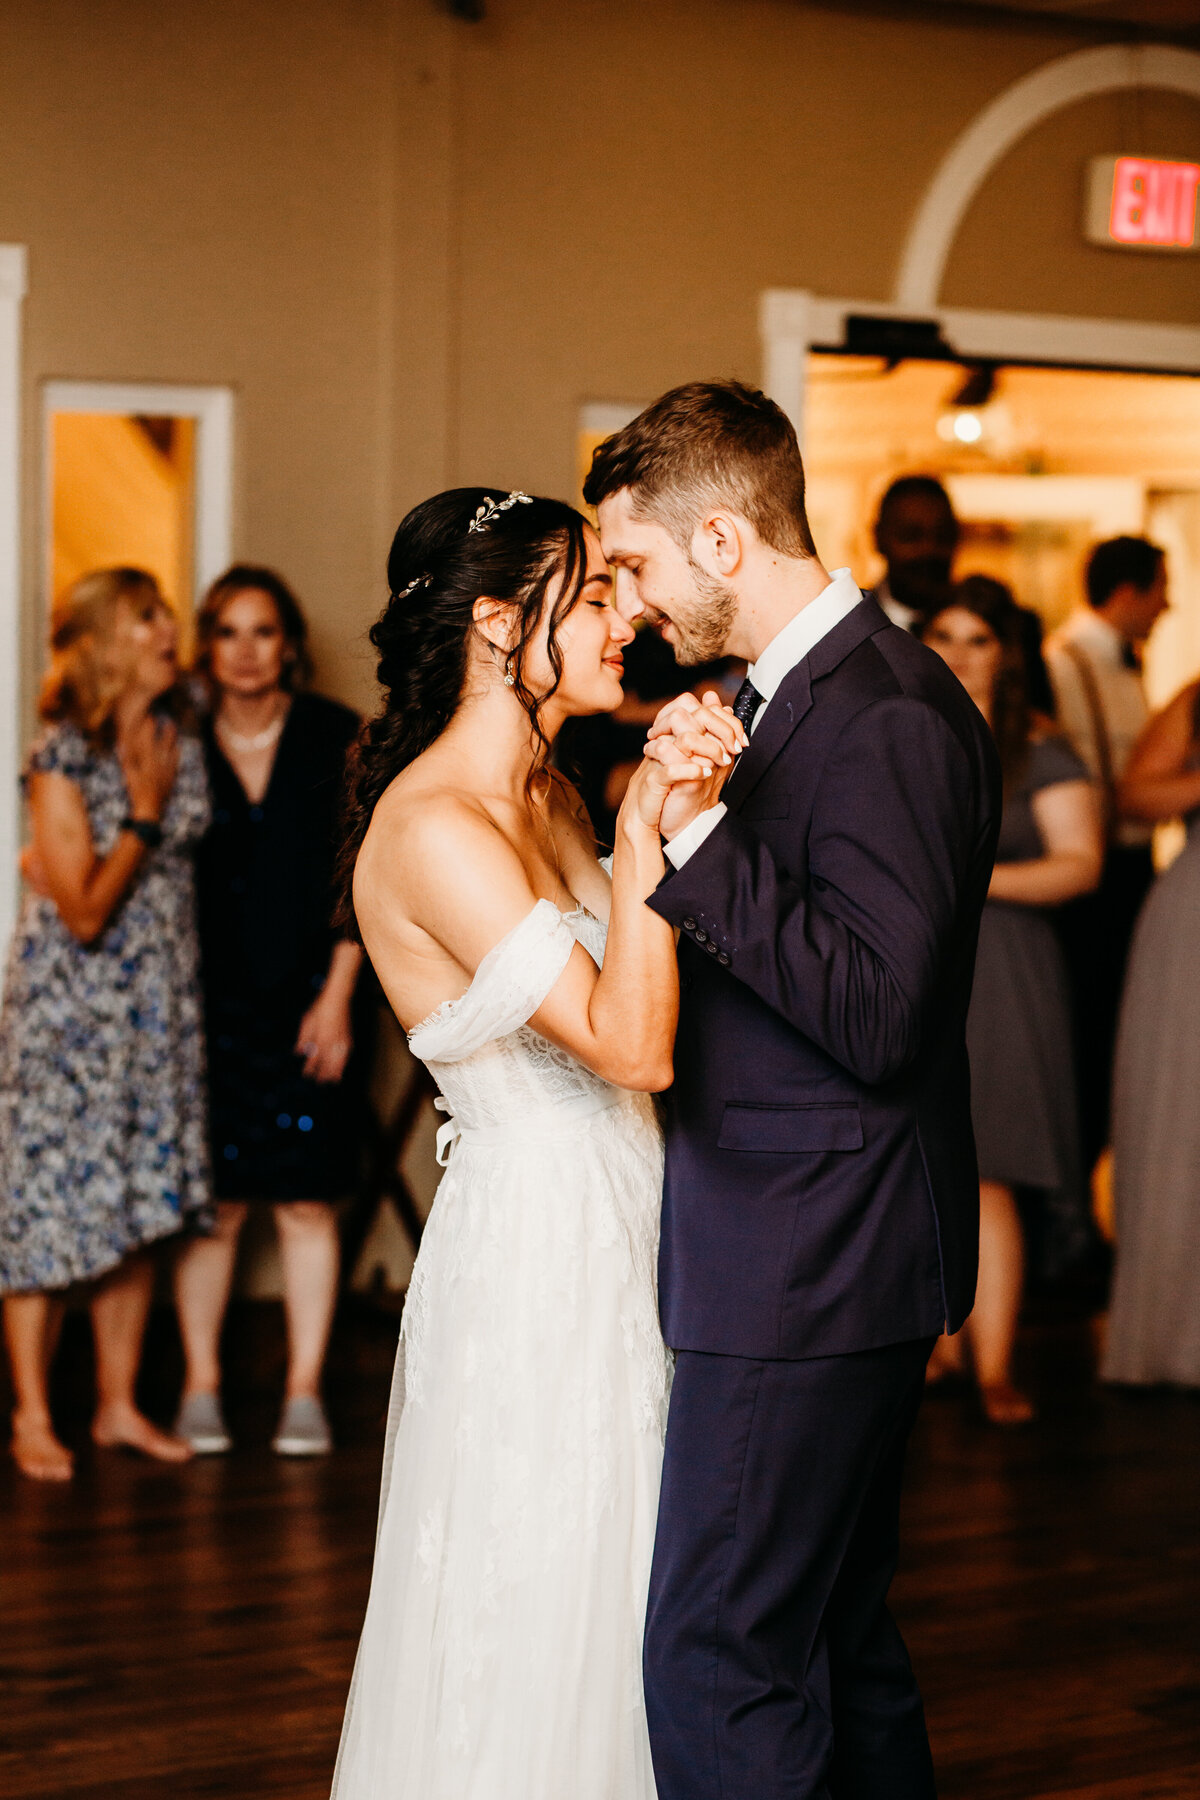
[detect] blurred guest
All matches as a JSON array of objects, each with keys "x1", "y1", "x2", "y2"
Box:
[
  {"x1": 1045, "y1": 537, "x2": 1168, "y2": 1170},
  {"x1": 1104, "y1": 680, "x2": 1200, "y2": 1387},
  {"x1": 866, "y1": 474, "x2": 960, "y2": 630},
  {"x1": 173, "y1": 567, "x2": 365, "y2": 1457},
  {"x1": 867, "y1": 474, "x2": 1057, "y2": 712},
  {"x1": 0, "y1": 568, "x2": 210, "y2": 1480},
  {"x1": 923, "y1": 578, "x2": 1102, "y2": 1423}
]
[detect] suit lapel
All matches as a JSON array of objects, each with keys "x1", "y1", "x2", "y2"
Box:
[{"x1": 724, "y1": 597, "x2": 891, "y2": 809}]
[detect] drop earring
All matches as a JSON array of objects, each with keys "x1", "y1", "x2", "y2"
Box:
[{"x1": 503, "y1": 656, "x2": 516, "y2": 688}]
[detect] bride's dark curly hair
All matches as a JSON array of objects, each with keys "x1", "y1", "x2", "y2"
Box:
[{"x1": 336, "y1": 487, "x2": 591, "y2": 936}]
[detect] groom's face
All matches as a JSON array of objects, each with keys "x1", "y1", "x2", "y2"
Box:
[{"x1": 597, "y1": 491, "x2": 736, "y2": 666}]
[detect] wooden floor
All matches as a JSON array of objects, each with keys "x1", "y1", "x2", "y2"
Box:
[{"x1": 2, "y1": 1299, "x2": 1198, "y2": 1799}]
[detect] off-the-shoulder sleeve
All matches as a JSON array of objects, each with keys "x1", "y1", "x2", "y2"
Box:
[
  {"x1": 407, "y1": 899, "x2": 577, "y2": 1063},
  {"x1": 1025, "y1": 734, "x2": 1091, "y2": 794}
]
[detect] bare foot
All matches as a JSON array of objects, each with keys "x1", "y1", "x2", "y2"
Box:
[
  {"x1": 980, "y1": 1382, "x2": 1036, "y2": 1427},
  {"x1": 11, "y1": 1411, "x2": 74, "y2": 1481},
  {"x1": 92, "y1": 1404, "x2": 193, "y2": 1463}
]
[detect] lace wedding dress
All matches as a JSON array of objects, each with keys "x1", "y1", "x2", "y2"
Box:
[{"x1": 332, "y1": 897, "x2": 670, "y2": 1799}]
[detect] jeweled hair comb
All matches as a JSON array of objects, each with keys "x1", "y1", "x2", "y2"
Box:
[{"x1": 468, "y1": 491, "x2": 534, "y2": 533}]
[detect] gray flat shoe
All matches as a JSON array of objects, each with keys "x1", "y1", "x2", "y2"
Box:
[
  {"x1": 175, "y1": 1392, "x2": 233, "y2": 1455},
  {"x1": 272, "y1": 1395, "x2": 332, "y2": 1457}
]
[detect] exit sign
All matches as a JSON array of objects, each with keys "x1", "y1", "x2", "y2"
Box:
[{"x1": 1085, "y1": 155, "x2": 1200, "y2": 251}]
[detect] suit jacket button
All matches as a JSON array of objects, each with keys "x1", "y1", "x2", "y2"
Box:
[
  {"x1": 682, "y1": 917, "x2": 697, "y2": 931},
  {"x1": 706, "y1": 941, "x2": 719, "y2": 955},
  {"x1": 694, "y1": 929, "x2": 708, "y2": 943},
  {"x1": 717, "y1": 952, "x2": 730, "y2": 965}
]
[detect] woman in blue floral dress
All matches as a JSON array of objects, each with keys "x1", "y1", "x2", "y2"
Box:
[{"x1": 0, "y1": 568, "x2": 211, "y2": 1480}]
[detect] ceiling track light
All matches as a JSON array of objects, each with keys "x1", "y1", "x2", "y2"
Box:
[{"x1": 951, "y1": 363, "x2": 997, "y2": 409}]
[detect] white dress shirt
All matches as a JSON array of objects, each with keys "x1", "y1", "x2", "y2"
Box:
[
  {"x1": 869, "y1": 577, "x2": 921, "y2": 634},
  {"x1": 1043, "y1": 608, "x2": 1151, "y2": 850},
  {"x1": 665, "y1": 568, "x2": 865, "y2": 867}
]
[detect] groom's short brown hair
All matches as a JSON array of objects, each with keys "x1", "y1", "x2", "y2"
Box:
[{"x1": 583, "y1": 379, "x2": 817, "y2": 560}]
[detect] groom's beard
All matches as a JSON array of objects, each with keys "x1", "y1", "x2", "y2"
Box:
[{"x1": 668, "y1": 559, "x2": 737, "y2": 666}]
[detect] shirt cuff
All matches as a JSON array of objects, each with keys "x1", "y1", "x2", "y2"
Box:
[{"x1": 664, "y1": 803, "x2": 728, "y2": 868}]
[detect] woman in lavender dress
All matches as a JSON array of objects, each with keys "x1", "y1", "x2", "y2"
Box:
[{"x1": 1105, "y1": 680, "x2": 1200, "y2": 1387}]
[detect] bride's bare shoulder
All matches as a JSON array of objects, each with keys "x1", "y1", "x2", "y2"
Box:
[
  {"x1": 361, "y1": 777, "x2": 498, "y2": 877},
  {"x1": 354, "y1": 772, "x2": 528, "y2": 940}
]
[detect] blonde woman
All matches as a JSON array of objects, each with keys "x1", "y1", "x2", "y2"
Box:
[{"x1": 0, "y1": 568, "x2": 211, "y2": 1480}]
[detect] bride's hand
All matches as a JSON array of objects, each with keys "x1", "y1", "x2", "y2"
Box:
[
  {"x1": 641, "y1": 692, "x2": 744, "y2": 840},
  {"x1": 647, "y1": 690, "x2": 748, "y2": 762},
  {"x1": 621, "y1": 735, "x2": 729, "y2": 837}
]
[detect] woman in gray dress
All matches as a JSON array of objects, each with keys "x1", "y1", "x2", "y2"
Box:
[
  {"x1": 924, "y1": 578, "x2": 1103, "y2": 1423},
  {"x1": 1104, "y1": 680, "x2": 1200, "y2": 1387},
  {"x1": 0, "y1": 568, "x2": 211, "y2": 1479}
]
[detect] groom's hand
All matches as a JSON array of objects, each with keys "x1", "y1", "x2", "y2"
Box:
[
  {"x1": 645, "y1": 692, "x2": 745, "y2": 841},
  {"x1": 647, "y1": 691, "x2": 747, "y2": 760}
]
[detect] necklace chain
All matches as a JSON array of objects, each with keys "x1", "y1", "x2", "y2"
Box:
[{"x1": 217, "y1": 704, "x2": 287, "y2": 755}]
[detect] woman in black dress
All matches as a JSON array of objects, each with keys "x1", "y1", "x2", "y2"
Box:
[
  {"x1": 173, "y1": 566, "x2": 366, "y2": 1455},
  {"x1": 923, "y1": 578, "x2": 1102, "y2": 1424}
]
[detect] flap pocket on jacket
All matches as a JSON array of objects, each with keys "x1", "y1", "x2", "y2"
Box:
[{"x1": 717, "y1": 1101, "x2": 864, "y2": 1154}]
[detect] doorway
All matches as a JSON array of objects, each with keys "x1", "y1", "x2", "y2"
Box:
[
  {"x1": 802, "y1": 354, "x2": 1200, "y2": 715},
  {"x1": 42, "y1": 380, "x2": 234, "y2": 633}
]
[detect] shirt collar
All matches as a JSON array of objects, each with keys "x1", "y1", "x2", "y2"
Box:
[
  {"x1": 1064, "y1": 607, "x2": 1125, "y2": 664},
  {"x1": 748, "y1": 568, "x2": 864, "y2": 705},
  {"x1": 873, "y1": 575, "x2": 921, "y2": 632}
]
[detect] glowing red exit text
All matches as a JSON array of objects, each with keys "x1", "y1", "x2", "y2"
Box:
[{"x1": 1108, "y1": 157, "x2": 1200, "y2": 249}]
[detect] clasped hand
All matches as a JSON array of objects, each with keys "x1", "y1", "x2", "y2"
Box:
[{"x1": 627, "y1": 691, "x2": 747, "y2": 839}]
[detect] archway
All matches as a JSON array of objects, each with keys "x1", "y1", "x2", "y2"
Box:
[{"x1": 895, "y1": 44, "x2": 1200, "y2": 311}]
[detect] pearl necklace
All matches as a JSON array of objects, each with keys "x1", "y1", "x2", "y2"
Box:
[{"x1": 217, "y1": 708, "x2": 286, "y2": 754}]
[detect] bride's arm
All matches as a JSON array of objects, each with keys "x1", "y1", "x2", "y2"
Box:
[{"x1": 354, "y1": 753, "x2": 723, "y2": 1092}]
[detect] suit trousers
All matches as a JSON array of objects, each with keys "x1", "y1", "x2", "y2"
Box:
[{"x1": 644, "y1": 1338, "x2": 937, "y2": 1800}]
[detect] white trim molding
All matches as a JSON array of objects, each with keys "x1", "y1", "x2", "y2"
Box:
[
  {"x1": 895, "y1": 44, "x2": 1200, "y2": 310},
  {"x1": 42, "y1": 379, "x2": 234, "y2": 598},
  {"x1": 0, "y1": 246, "x2": 28, "y2": 959},
  {"x1": 761, "y1": 288, "x2": 1200, "y2": 435}
]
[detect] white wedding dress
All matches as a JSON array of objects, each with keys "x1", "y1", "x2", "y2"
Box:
[{"x1": 332, "y1": 896, "x2": 670, "y2": 1800}]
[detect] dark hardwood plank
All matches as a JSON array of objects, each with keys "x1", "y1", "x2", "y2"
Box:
[{"x1": 2, "y1": 1304, "x2": 1198, "y2": 1797}]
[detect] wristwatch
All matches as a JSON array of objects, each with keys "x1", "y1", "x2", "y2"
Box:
[{"x1": 121, "y1": 816, "x2": 164, "y2": 850}]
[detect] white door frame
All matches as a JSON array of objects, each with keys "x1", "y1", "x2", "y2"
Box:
[
  {"x1": 0, "y1": 246, "x2": 28, "y2": 956},
  {"x1": 764, "y1": 43, "x2": 1200, "y2": 434},
  {"x1": 762, "y1": 290, "x2": 1200, "y2": 438},
  {"x1": 43, "y1": 379, "x2": 235, "y2": 602}
]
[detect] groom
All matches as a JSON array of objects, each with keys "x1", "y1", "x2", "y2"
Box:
[{"x1": 585, "y1": 381, "x2": 1000, "y2": 1799}]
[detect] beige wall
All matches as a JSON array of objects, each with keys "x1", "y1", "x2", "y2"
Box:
[{"x1": 3, "y1": 0, "x2": 1200, "y2": 722}]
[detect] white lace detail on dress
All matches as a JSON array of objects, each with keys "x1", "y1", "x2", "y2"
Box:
[{"x1": 332, "y1": 880, "x2": 669, "y2": 1800}]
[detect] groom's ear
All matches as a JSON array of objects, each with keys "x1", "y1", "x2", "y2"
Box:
[{"x1": 695, "y1": 509, "x2": 746, "y2": 579}]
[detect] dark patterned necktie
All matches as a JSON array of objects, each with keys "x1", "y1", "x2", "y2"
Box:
[{"x1": 732, "y1": 677, "x2": 764, "y2": 736}]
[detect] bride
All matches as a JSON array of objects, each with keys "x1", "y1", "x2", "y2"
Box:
[{"x1": 330, "y1": 487, "x2": 739, "y2": 1799}]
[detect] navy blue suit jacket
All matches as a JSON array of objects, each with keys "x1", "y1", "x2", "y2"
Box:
[{"x1": 647, "y1": 598, "x2": 1001, "y2": 1360}]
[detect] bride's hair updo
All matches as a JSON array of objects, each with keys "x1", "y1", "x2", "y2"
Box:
[{"x1": 336, "y1": 486, "x2": 591, "y2": 933}]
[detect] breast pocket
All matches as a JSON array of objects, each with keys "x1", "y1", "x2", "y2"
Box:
[
  {"x1": 717, "y1": 1101, "x2": 863, "y2": 1154},
  {"x1": 741, "y1": 797, "x2": 791, "y2": 822}
]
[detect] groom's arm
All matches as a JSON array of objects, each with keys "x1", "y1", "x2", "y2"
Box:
[{"x1": 647, "y1": 697, "x2": 978, "y2": 1086}]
